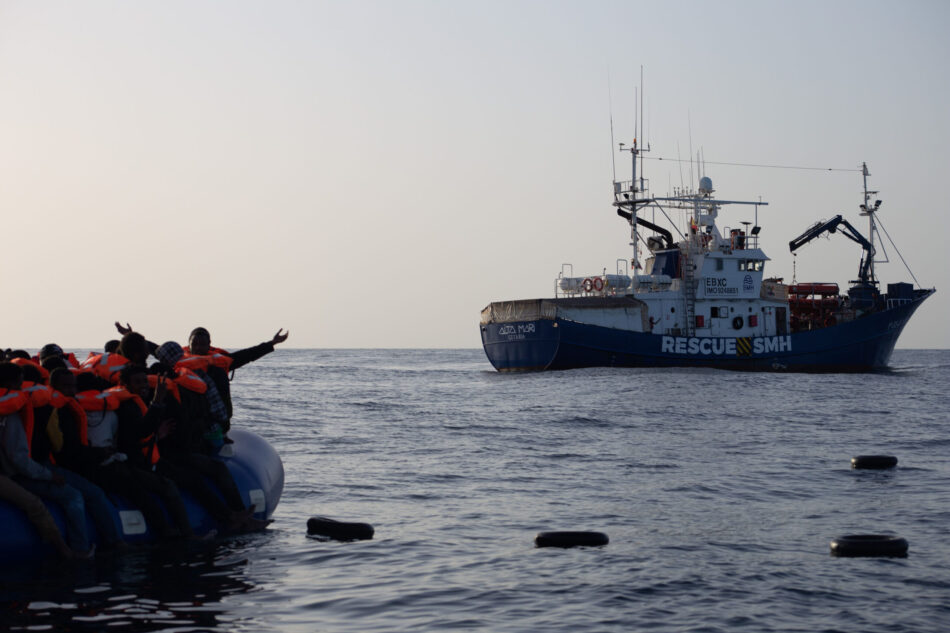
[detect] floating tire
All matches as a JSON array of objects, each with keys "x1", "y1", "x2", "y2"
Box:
[
  {"x1": 535, "y1": 531, "x2": 609, "y2": 548},
  {"x1": 307, "y1": 517, "x2": 374, "y2": 541},
  {"x1": 851, "y1": 455, "x2": 898, "y2": 470},
  {"x1": 830, "y1": 534, "x2": 908, "y2": 558}
]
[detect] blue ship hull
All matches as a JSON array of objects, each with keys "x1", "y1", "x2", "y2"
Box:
[
  {"x1": 0, "y1": 428, "x2": 284, "y2": 563},
  {"x1": 481, "y1": 291, "x2": 932, "y2": 372}
]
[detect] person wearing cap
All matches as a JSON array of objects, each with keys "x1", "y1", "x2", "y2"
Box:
[
  {"x1": 151, "y1": 342, "x2": 268, "y2": 533},
  {"x1": 38, "y1": 343, "x2": 80, "y2": 369},
  {"x1": 38, "y1": 343, "x2": 64, "y2": 363}
]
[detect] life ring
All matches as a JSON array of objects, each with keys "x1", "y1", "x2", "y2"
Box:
[
  {"x1": 830, "y1": 534, "x2": 908, "y2": 558},
  {"x1": 535, "y1": 531, "x2": 609, "y2": 548},
  {"x1": 306, "y1": 517, "x2": 374, "y2": 541},
  {"x1": 851, "y1": 455, "x2": 898, "y2": 470},
  {"x1": 592, "y1": 277, "x2": 604, "y2": 292},
  {"x1": 582, "y1": 278, "x2": 593, "y2": 292},
  {"x1": 732, "y1": 316, "x2": 743, "y2": 330}
]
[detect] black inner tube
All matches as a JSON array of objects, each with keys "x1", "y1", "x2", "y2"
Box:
[
  {"x1": 830, "y1": 534, "x2": 908, "y2": 557},
  {"x1": 732, "y1": 316, "x2": 743, "y2": 330},
  {"x1": 307, "y1": 517, "x2": 374, "y2": 541},
  {"x1": 851, "y1": 455, "x2": 898, "y2": 469},
  {"x1": 535, "y1": 531, "x2": 609, "y2": 548}
]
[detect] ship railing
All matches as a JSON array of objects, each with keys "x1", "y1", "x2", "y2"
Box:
[
  {"x1": 722, "y1": 227, "x2": 760, "y2": 251},
  {"x1": 886, "y1": 297, "x2": 912, "y2": 310},
  {"x1": 556, "y1": 263, "x2": 632, "y2": 297},
  {"x1": 613, "y1": 179, "x2": 650, "y2": 202}
]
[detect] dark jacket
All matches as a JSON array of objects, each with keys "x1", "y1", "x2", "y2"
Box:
[
  {"x1": 116, "y1": 399, "x2": 166, "y2": 470},
  {"x1": 51, "y1": 403, "x2": 110, "y2": 476}
]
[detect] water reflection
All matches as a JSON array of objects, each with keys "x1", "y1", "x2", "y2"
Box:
[{"x1": 1, "y1": 536, "x2": 267, "y2": 632}]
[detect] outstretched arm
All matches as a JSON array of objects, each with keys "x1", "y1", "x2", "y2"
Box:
[
  {"x1": 113, "y1": 321, "x2": 159, "y2": 358},
  {"x1": 228, "y1": 328, "x2": 289, "y2": 371}
]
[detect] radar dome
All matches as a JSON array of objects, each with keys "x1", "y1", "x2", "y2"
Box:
[{"x1": 699, "y1": 176, "x2": 713, "y2": 194}]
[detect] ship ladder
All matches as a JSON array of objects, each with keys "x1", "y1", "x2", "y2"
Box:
[{"x1": 683, "y1": 254, "x2": 697, "y2": 336}]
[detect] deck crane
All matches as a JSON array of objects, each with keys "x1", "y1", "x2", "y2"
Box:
[{"x1": 788, "y1": 214, "x2": 876, "y2": 285}]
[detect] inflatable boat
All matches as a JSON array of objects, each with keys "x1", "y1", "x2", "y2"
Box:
[{"x1": 0, "y1": 428, "x2": 283, "y2": 563}]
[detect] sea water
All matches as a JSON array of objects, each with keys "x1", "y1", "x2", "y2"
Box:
[{"x1": 2, "y1": 349, "x2": 949, "y2": 632}]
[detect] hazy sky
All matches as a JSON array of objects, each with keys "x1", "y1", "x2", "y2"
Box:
[{"x1": 1, "y1": 0, "x2": 947, "y2": 350}]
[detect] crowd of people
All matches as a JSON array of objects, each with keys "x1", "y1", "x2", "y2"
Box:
[{"x1": 0, "y1": 324, "x2": 289, "y2": 559}]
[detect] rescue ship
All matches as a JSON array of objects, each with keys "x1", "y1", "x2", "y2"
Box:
[{"x1": 480, "y1": 140, "x2": 934, "y2": 372}]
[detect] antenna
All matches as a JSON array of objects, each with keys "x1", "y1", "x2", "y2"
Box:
[
  {"x1": 608, "y1": 72, "x2": 617, "y2": 182},
  {"x1": 634, "y1": 87, "x2": 638, "y2": 142},
  {"x1": 677, "y1": 142, "x2": 685, "y2": 191},
  {"x1": 647, "y1": 97, "x2": 651, "y2": 152},
  {"x1": 638, "y1": 68, "x2": 646, "y2": 196},
  {"x1": 639, "y1": 65, "x2": 644, "y2": 155},
  {"x1": 688, "y1": 111, "x2": 694, "y2": 190}
]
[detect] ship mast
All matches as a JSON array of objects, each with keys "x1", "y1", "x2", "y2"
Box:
[
  {"x1": 859, "y1": 162, "x2": 880, "y2": 284},
  {"x1": 631, "y1": 137, "x2": 639, "y2": 277}
]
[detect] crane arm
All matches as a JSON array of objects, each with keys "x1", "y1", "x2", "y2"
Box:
[
  {"x1": 789, "y1": 214, "x2": 876, "y2": 283},
  {"x1": 788, "y1": 215, "x2": 845, "y2": 252}
]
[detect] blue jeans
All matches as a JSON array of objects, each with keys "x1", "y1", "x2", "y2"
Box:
[
  {"x1": 49, "y1": 465, "x2": 121, "y2": 548},
  {"x1": 16, "y1": 475, "x2": 90, "y2": 553}
]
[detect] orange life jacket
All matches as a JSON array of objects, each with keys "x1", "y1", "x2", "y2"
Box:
[
  {"x1": 75, "y1": 389, "x2": 120, "y2": 412},
  {"x1": 64, "y1": 353, "x2": 80, "y2": 369},
  {"x1": 104, "y1": 386, "x2": 147, "y2": 415},
  {"x1": 183, "y1": 345, "x2": 229, "y2": 356},
  {"x1": 22, "y1": 382, "x2": 53, "y2": 408},
  {"x1": 174, "y1": 367, "x2": 208, "y2": 394},
  {"x1": 49, "y1": 390, "x2": 88, "y2": 447},
  {"x1": 12, "y1": 358, "x2": 50, "y2": 383},
  {"x1": 0, "y1": 388, "x2": 35, "y2": 456},
  {"x1": 147, "y1": 374, "x2": 181, "y2": 403},
  {"x1": 177, "y1": 352, "x2": 233, "y2": 373},
  {"x1": 104, "y1": 387, "x2": 159, "y2": 466},
  {"x1": 80, "y1": 352, "x2": 130, "y2": 383}
]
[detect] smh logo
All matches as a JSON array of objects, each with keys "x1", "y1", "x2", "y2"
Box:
[{"x1": 743, "y1": 274, "x2": 754, "y2": 293}]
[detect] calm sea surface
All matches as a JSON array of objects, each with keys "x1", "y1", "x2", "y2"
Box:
[{"x1": 2, "y1": 348, "x2": 949, "y2": 632}]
